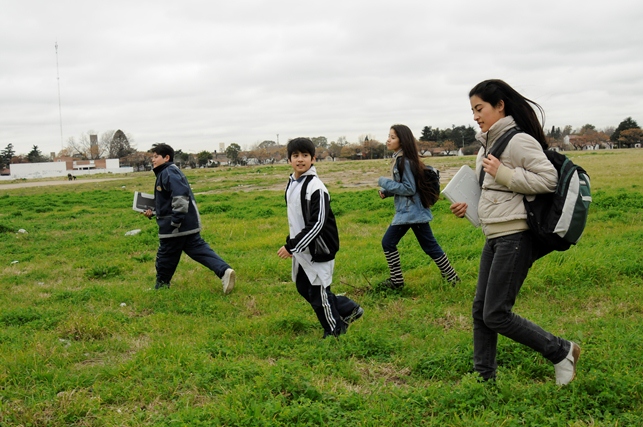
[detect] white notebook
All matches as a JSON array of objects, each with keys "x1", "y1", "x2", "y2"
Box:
[
  {"x1": 441, "y1": 165, "x2": 481, "y2": 227},
  {"x1": 132, "y1": 191, "x2": 156, "y2": 213}
]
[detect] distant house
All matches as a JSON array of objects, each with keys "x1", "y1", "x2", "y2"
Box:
[
  {"x1": 53, "y1": 156, "x2": 113, "y2": 171},
  {"x1": 422, "y1": 148, "x2": 452, "y2": 157},
  {"x1": 213, "y1": 152, "x2": 231, "y2": 165}
]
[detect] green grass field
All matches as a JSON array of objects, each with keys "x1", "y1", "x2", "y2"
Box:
[{"x1": 0, "y1": 150, "x2": 642, "y2": 426}]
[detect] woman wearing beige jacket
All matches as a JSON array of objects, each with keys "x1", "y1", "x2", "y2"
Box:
[{"x1": 451, "y1": 79, "x2": 580, "y2": 385}]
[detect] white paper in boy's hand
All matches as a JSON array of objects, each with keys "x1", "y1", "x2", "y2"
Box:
[{"x1": 441, "y1": 165, "x2": 481, "y2": 227}]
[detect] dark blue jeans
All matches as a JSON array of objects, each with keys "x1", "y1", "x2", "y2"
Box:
[
  {"x1": 473, "y1": 231, "x2": 569, "y2": 380},
  {"x1": 156, "y1": 232, "x2": 231, "y2": 285},
  {"x1": 381, "y1": 222, "x2": 445, "y2": 259}
]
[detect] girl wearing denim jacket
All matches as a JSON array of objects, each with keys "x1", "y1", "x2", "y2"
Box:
[{"x1": 377, "y1": 124, "x2": 459, "y2": 290}]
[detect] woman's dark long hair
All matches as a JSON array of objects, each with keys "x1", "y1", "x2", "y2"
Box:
[
  {"x1": 390, "y1": 124, "x2": 438, "y2": 208},
  {"x1": 469, "y1": 79, "x2": 548, "y2": 150}
]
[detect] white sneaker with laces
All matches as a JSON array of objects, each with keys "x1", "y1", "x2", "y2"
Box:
[
  {"x1": 555, "y1": 341, "x2": 581, "y2": 385},
  {"x1": 222, "y1": 269, "x2": 236, "y2": 294}
]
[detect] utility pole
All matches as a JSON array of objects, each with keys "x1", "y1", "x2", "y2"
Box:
[{"x1": 55, "y1": 41, "x2": 63, "y2": 151}]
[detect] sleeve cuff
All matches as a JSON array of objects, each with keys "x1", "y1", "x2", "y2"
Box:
[{"x1": 495, "y1": 164, "x2": 514, "y2": 188}]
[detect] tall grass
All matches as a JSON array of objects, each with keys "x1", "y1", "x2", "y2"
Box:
[{"x1": 0, "y1": 150, "x2": 642, "y2": 426}]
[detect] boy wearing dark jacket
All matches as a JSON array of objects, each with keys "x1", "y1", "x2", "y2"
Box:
[
  {"x1": 277, "y1": 138, "x2": 363, "y2": 338},
  {"x1": 144, "y1": 143, "x2": 235, "y2": 293}
]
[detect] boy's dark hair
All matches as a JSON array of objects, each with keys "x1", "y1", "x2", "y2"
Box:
[
  {"x1": 150, "y1": 143, "x2": 174, "y2": 161},
  {"x1": 287, "y1": 137, "x2": 315, "y2": 159}
]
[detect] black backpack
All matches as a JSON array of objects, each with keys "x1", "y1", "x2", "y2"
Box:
[
  {"x1": 423, "y1": 165, "x2": 441, "y2": 208},
  {"x1": 283, "y1": 174, "x2": 340, "y2": 262},
  {"x1": 396, "y1": 157, "x2": 441, "y2": 208},
  {"x1": 480, "y1": 129, "x2": 592, "y2": 251}
]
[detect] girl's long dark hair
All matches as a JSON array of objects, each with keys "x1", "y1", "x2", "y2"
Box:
[
  {"x1": 469, "y1": 79, "x2": 548, "y2": 150},
  {"x1": 391, "y1": 124, "x2": 437, "y2": 208}
]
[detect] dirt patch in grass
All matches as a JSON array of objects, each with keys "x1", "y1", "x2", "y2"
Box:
[{"x1": 214, "y1": 165, "x2": 463, "y2": 193}]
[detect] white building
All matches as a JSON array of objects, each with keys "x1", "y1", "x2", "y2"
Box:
[{"x1": 3, "y1": 159, "x2": 133, "y2": 180}]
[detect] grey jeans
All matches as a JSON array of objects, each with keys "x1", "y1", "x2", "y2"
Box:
[{"x1": 472, "y1": 231, "x2": 569, "y2": 380}]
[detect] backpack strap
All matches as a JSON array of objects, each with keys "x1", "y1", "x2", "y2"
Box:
[
  {"x1": 395, "y1": 155, "x2": 417, "y2": 201},
  {"x1": 478, "y1": 128, "x2": 521, "y2": 186},
  {"x1": 285, "y1": 174, "x2": 315, "y2": 216},
  {"x1": 299, "y1": 175, "x2": 314, "y2": 218},
  {"x1": 395, "y1": 155, "x2": 404, "y2": 178}
]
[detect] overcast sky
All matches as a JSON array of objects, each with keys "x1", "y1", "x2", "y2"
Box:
[{"x1": 1, "y1": 0, "x2": 642, "y2": 155}]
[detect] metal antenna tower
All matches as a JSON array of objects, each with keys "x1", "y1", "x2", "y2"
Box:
[{"x1": 55, "y1": 41, "x2": 63, "y2": 150}]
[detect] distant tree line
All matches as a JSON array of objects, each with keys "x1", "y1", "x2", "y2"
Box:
[
  {"x1": 1, "y1": 144, "x2": 49, "y2": 169},
  {"x1": 163, "y1": 116, "x2": 642, "y2": 169},
  {"x1": 2, "y1": 117, "x2": 640, "y2": 172}
]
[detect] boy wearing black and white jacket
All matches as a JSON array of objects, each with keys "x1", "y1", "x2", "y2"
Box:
[
  {"x1": 277, "y1": 138, "x2": 363, "y2": 338},
  {"x1": 144, "y1": 143, "x2": 235, "y2": 293}
]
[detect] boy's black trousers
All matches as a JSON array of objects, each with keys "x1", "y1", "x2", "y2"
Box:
[{"x1": 295, "y1": 267, "x2": 358, "y2": 337}]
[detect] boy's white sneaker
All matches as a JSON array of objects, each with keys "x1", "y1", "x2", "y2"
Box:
[
  {"x1": 555, "y1": 341, "x2": 581, "y2": 385},
  {"x1": 222, "y1": 269, "x2": 236, "y2": 294}
]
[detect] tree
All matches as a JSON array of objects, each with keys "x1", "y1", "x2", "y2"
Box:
[
  {"x1": 57, "y1": 146, "x2": 73, "y2": 157},
  {"x1": 122, "y1": 151, "x2": 152, "y2": 171},
  {"x1": 611, "y1": 117, "x2": 640, "y2": 147},
  {"x1": 27, "y1": 145, "x2": 47, "y2": 163},
  {"x1": 248, "y1": 147, "x2": 268, "y2": 164},
  {"x1": 187, "y1": 153, "x2": 197, "y2": 168},
  {"x1": 358, "y1": 134, "x2": 376, "y2": 144},
  {"x1": 417, "y1": 139, "x2": 436, "y2": 156},
  {"x1": 360, "y1": 138, "x2": 386, "y2": 159},
  {"x1": 237, "y1": 149, "x2": 249, "y2": 166},
  {"x1": 225, "y1": 143, "x2": 242, "y2": 165},
  {"x1": 265, "y1": 144, "x2": 286, "y2": 163},
  {"x1": 548, "y1": 126, "x2": 562, "y2": 140},
  {"x1": 576, "y1": 127, "x2": 610, "y2": 150},
  {"x1": 420, "y1": 126, "x2": 439, "y2": 142},
  {"x1": 196, "y1": 150, "x2": 213, "y2": 167},
  {"x1": 104, "y1": 130, "x2": 135, "y2": 158},
  {"x1": 0, "y1": 143, "x2": 15, "y2": 169},
  {"x1": 618, "y1": 128, "x2": 643, "y2": 148},
  {"x1": 547, "y1": 136, "x2": 562, "y2": 150},
  {"x1": 311, "y1": 136, "x2": 328, "y2": 148},
  {"x1": 419, "y1": 125, "x2": 476, "y2": 148},
  {"x1": 442, "y1": 140, "x2": 457, "y2": 156},
  {"x1": 258, "y1": 140, "x2": 276, "y2": 149},
  {"x1": 327, "y1": 142, "x2": 343, "y2": 161},
  {"x1": 66, "y1": 131, "x2": 107, "y2": 159},
  {"x1": 579, "y1": 124, "x2": 596, "y2": 133},
  {"x1": 602, "y1": 126, "x2": 615, "y2": 138},
  {"x1": 340, "y1": 144, "x2": 362, "y2": 160},
  {"x1": 174, "y1": 150, "x2": 190, "y2": 168}
]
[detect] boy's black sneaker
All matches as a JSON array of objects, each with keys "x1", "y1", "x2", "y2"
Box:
[
  {"x1": 155, "y1": 281, "x2": 170, "y2": 290},
  {"x1": 343, "y1": 306, "x2": 364, "y2": 324},
  {"x1": 322, "y1": 323, "x2": 348, "y2": 339}
]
